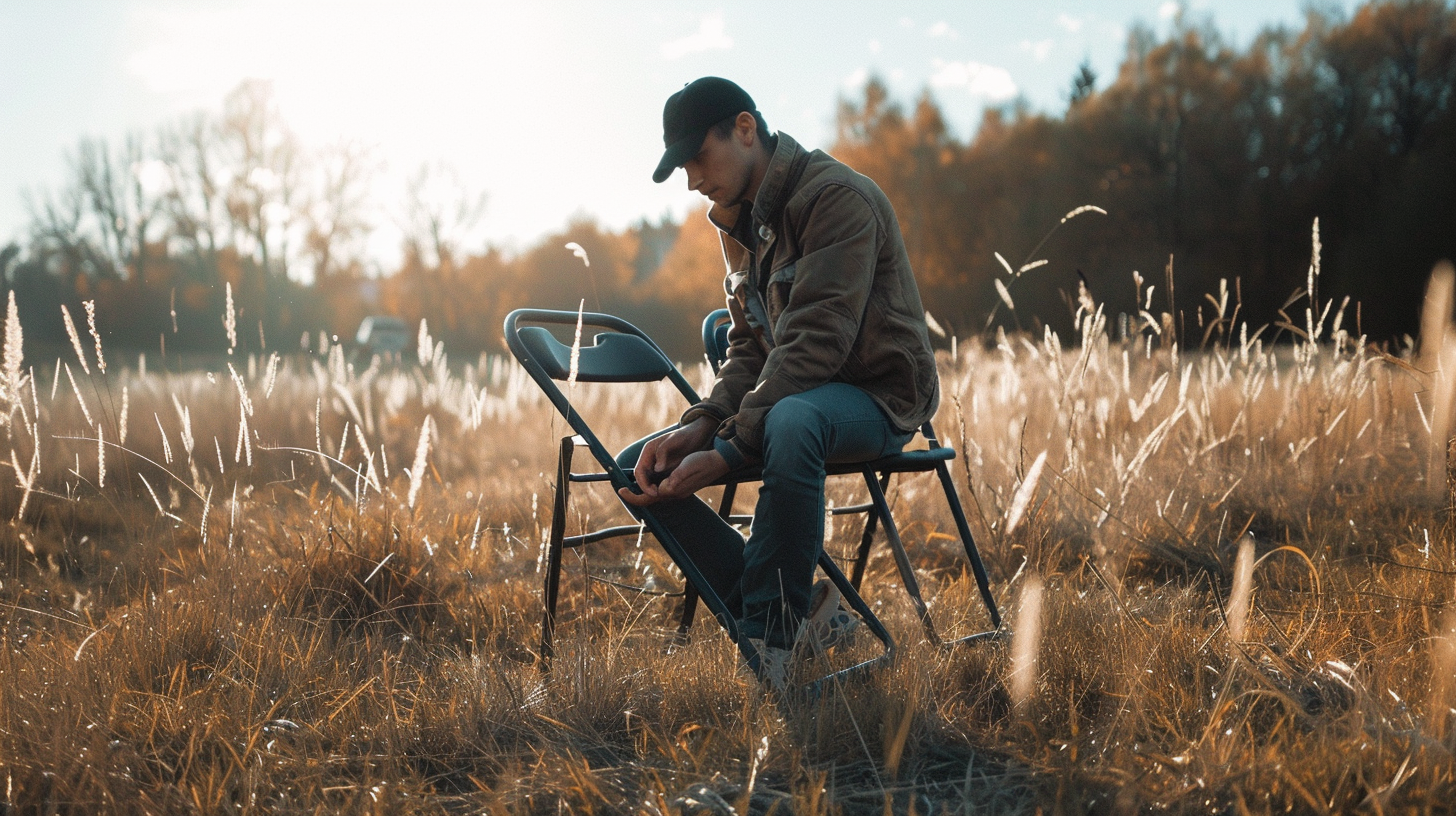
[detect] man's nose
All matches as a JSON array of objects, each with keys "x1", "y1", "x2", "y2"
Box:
[{"x1": 685, "y1": 166, "x2": 702, "y2": 192}]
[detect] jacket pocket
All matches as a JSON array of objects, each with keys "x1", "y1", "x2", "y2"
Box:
[{"x1": 765, "y1": 262, "x2": 797, "y2": 320}]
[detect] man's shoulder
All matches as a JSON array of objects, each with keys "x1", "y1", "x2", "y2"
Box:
[
  {"x1": 786, "y1": 146, "x2": 891, "y2": 226},
  {"x1": 797, "y1": 148, "x2": 866, "y2": 191}
]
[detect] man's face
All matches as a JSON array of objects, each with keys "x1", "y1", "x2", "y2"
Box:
[{"x1": 682, "y1": 126, "x2": 756, "y2": 208}]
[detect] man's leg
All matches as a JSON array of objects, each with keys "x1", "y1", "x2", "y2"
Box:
[
  {"x1": 737, "y1": 383, "x2": 914, "y2": 649},
  {"x1": 615, "y1": 440, "x2": 746, "y2": 615}
]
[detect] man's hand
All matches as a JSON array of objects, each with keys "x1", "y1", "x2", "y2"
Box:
[
  {"x1": 619, "y1": 416, "x2": 716, "y2": 502},
  {"x1": 619, "y1": 448, "x2": 731, "y2": 506},
  {"x1": 620, "y1": 416, "x2": 716, "y2": 507}
]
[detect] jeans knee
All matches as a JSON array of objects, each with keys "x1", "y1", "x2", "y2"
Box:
[
  {"x1": 764, "y1": 395, "x2": 819, "y2": 438},
  {"x1": 763, "y1": 396, "x2": 826, "y2": 463}
]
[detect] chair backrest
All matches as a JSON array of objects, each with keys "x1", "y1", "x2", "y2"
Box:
[
  {"x1": 505, "y1": 309, "x2": 701, "y2": 490},
  {"x1": 701, "y1": 308, "x2": 731, "y2": 374},
  {"x1": 516, "y1": 327, "x2": 678, "y2": 383}
]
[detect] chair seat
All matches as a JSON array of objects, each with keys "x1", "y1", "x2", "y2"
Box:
[{"x1": 613, "y1": 434, "x2": 956, "y2": 486}]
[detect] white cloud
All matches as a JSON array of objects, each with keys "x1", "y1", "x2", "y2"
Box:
[
  {"x1": 929, "y1": 59, "x2": 1018, "y2": 101},
  {"x1": 1055, "y1": 13, "x2": 1084, "y2": 33},
  {"x1": 868, "y1": 38, "x2": 882, "y2": 54},
  {"x1": 843, "y1": 67, "x2": 870, "y2": 89},
  {"x1": 926, "y1": 21, "x2": 958, "y2": 39},
  {"x1": 898, "y1": 17, "x2": 914, "y2": 28},
  {"x1": 1158, "y1": 2, "x2": 1180, "y2": 20},
  {"x1": 1020, "y1": 39, "x2": 1054, "y2": 62},
  {"x1": 889, "y1": 67, "x2": 906, "y2": 82},
  {"x1": 660, "y1": 12, "x2": 733, "y2": 60}
]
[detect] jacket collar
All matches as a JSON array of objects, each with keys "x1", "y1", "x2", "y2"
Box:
[{"x1": 706, "y1": 132, "x2": 804, "y2": 249}]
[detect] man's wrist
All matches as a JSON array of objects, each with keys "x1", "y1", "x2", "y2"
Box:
[{"x1": 712, "y1": 435, "x2": 747, "y2": 470}]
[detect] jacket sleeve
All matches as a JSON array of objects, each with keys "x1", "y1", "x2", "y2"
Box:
[
  {"x1": 718, "y1": 184, "x2": 882, "y2": 460},
  {"x1": 680, "y1": 291, "x2": 766, "y2": 431}
]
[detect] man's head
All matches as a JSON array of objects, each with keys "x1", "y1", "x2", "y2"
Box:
[{"x1": 653, "y1": 77, "x2": 773, "y2": 207}]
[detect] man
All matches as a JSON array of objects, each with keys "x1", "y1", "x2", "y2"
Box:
[{"x1": 618, "y1": 77, "x2": 940, "y2": 687}]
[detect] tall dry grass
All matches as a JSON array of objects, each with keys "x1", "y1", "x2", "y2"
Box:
[{"x1": 0, "y1": 261, "x2": 1454, "y2": 813}]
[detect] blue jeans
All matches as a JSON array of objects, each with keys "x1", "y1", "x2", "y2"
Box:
[{"x1": 617, "y1": 383, "x2": 913, "y2": 648}]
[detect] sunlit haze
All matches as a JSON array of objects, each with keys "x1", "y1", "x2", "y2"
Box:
[{"x1": 1, "y1": 0, "x2": 1355, "y2": 272}]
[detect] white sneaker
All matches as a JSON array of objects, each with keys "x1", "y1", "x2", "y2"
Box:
[
  {"x1": 798, "y1": 578, "x2": 860, "y2": 653},
  {"x1": 749, "y1": 638, "x2": 793, "y2": 696}
]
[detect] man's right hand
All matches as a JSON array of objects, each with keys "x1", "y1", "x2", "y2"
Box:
[{"x1": 627, "y1": 416, "x2": 717, "y2": 501}]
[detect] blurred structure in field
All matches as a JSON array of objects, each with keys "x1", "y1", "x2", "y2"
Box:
[{"x1": 354, "y1": 315, "x2": 410, "y2": 358}]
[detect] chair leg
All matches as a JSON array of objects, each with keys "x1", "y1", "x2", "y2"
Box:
[
  {"x1": 818, "y1": 550, "x2": 896, "y2": 656},
  {"x1": 540, "y1": 436, "x2": 574, "y2": 669},
  {"x1": 849, "y1": 472, "x2": 890, "y2": 589},
  {"x1": 862, "y1": 469, "x2": 941, "y2": 645},
  {"x1": 935, "y1": 461, "x2": 1002, "y2": 630}
]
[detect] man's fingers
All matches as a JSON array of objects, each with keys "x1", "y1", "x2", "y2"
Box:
[{"x1": 618, "y1": 486, "x2": 655, "y2": 506}]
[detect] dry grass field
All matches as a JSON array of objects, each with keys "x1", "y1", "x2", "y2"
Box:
[{"x1": 3, "y1": 262, "x2": 1456, "y2": 814}]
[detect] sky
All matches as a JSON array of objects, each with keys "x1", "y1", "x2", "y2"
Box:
[{"x1": 0, "y1": 0, "x2": 1358, "y2": 271}]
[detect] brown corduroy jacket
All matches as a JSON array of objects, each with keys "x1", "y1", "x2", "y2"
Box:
[{"x1": 681, "y1": 132, "x2": 940, "y2": 465}]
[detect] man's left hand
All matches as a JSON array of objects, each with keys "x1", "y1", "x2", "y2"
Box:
[{"x1": 619, "y1": 449, "x2": 731, "y2": 506}]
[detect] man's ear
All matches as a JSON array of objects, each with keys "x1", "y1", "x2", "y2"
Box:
[{"x1": 735, "y1": 111, "x2": 758, "y2": 146}]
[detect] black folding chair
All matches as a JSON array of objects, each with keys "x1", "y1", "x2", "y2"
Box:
[
  {"x1": 504, "y1": 308, "x2": 896, "y2": 690},
  {"x1": 699, "y1": 309, "x2": 1003, "y2": 647}
]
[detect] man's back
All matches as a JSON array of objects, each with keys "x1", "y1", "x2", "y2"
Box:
[{"x1": 697, "y1": 131, "x2": 940, "y2": 461}]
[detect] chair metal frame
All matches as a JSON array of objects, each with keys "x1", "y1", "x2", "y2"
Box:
[
  {"x1": 505, "y1": 308, "x2": 897, "y2": 690},
  {"x1": 699, "y1": 309, "x2": 1003, "y2": 648}
]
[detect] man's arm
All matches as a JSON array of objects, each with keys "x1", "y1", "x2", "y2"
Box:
[
  {"x1": 718, "y1": 184, "x2": 882, "y2": 462},
  {"x1": 679, "y1": 283, "x2": 767, "y2": 429}
]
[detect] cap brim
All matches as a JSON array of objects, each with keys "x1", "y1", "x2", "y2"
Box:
[{"x1": 652, "y1": 132, "x2": 704, "y2": 183}]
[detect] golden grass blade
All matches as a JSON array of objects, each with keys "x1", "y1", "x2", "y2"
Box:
[
  {"x1": 64, "y1": 363, "x2": 92, "y2": 427},
  {"x1": 3, "y1": 290, "x2": 22, "y2": 404},
  {"x1": 200, "y1": 484, "x2": 211, "y2": 545},
  {"x1": 223, "y1": 282, "x2": 237, "y2": 355},
  {"x1": 568, "y1": 300, "x2": 585, "y2": 389},
  {"x1": 1061, "y1": 204, "x2": 1107, "y2": 222},
  {"x1": 60, "y1": 305, "x2": 89, "y2": 375},
  {"x1": 1010, "y1": 573, "x2": 1044, "y2": 713},
  {"x1": 1226, "y1": 534, "x2": 1255, "y2": 647},
  {"x1": 1427, "y1": 607, "x2": 1456, "y2": 736},
  {"x1": 924, "y1": 311, "x2": 946, "y2": 338},
  {"x1": 227, "y1": 363, "x2": 254, "y2": 417},
  {"x1": 1005, "y1": 450, "x2": 1047, "y2": 536},
  {"x1": 994, "y1": 278, "x2": 1015, "y2": 311},
  {"x1": 1422, "y1": 261, "x2": 1456, "y2": 494},
  {"x1": 417, "y1": 319, "x2": 433, "y2": 367},
  {"x1": 263, "y1": 352, "x2": 280, "y2": 398},
  {"x1": 564, "y1": 241, "x2": 591, "y2": 267},
  {"x1": 83, "y1": 300, "x2": 104, "y2": 375},
  {"x1": 408, "y1": 415, "x2": 433, "y2": 509}
]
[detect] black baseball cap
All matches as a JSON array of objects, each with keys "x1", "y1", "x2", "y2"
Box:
[{"x1": 652, "y1": 77, "x2": 756, "y2": 183}]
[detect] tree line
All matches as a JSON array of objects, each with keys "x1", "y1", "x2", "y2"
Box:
[
  {"x1": 834, "y1": 0, "x2": 1456, "y2": 343},
  {"x1": 2, "y1": 0, "x2": 1453, "y2": 365}
]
